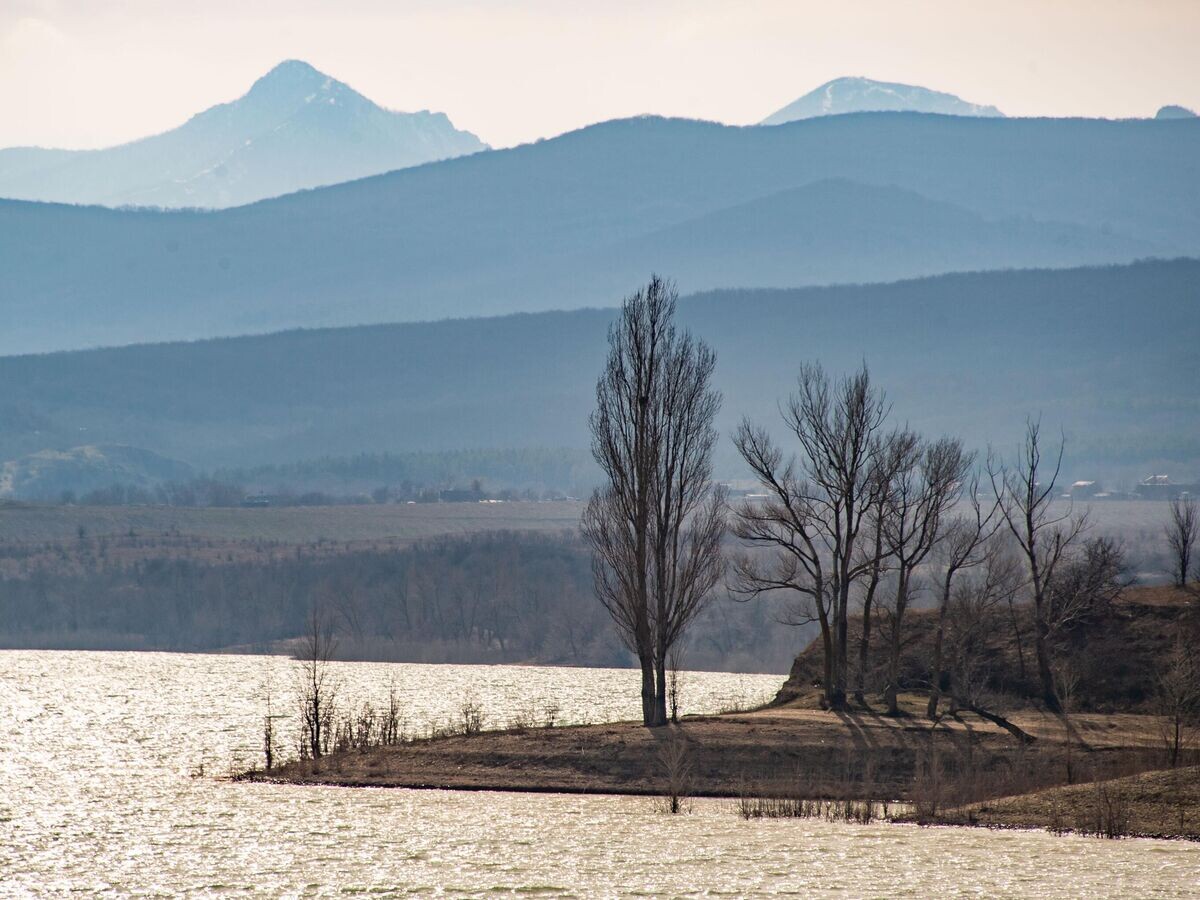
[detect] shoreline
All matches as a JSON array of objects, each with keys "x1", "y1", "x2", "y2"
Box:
[
  {"x1": 240, "y1": 696, "x2": 1200, "y2": 840},
  {"x1": 238, "y1": 771, "x2": 1200, "y2": 843},
  {"x1": 240, "y1": 699, "x2": 1167, "y2": 788}
]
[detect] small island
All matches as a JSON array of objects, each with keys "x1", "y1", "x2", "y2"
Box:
[
  {"x1": 244, "y1": 582, "x2": 1200, "y2": 841},
  {"x1": 242, "y1": 284, "x2": 1200, "y2": 844}
]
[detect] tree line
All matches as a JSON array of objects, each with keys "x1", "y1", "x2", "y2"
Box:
[
  {"x1": 54, "y1": 477, "x2": 574, "y2": 509},
  {"x1": 0, "y1": 529, "x2": 797, "y2": 672},
  {"x1": 583, "y1": 275, "x2": 1200, "y2": 727}
]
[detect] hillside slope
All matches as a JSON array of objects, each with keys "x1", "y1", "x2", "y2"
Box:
[
  {"x1": 601, "y1": 179, "x2": 1151, "y2": 289},
  {"x1": 1, "y1": 114, "x2": 1197, "y2": 354},
  {"x1": 775, "y1": 583, "x2": 1199, "y2": 713},
  {"x1": 0, "y1": 445, "x2": 193, "y2": 499},
  {"x1": 0, "y1": 260, "x2": 1195, "y2": 474}
]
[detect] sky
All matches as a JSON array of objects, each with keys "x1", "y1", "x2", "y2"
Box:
[{"x1": 2, "y1": 0, "x2": 1199, "y2": 150}]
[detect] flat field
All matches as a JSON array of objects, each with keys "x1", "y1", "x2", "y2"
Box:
[{"x1": 0, "y1": 499, "x2": 586, "y2": 544}]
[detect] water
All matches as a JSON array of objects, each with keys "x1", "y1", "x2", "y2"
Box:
[{"x1": 1, "y1": 651, "x2": 1196, "y2": 897}]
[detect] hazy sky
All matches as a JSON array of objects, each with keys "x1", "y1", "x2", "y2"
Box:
[{"x1": 2, "y1": 0, "x2": 1198, "y2": 150}]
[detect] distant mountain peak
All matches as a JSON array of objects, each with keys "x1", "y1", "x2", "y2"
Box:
[
  {"x1": 260, "y1": 58, "x2": 325, "y2": 82},
  {"x1": 242, "y1": 59, "x2": 354, "y2": 109},
  {"x1": 762, "y1": 76, "x2": 1004, "y2": 125},
  {"x1": 1155, "y1": 104, "x2": 1197, "y2": 119},
  {"x1": 0, "y1": 60, "x2": 486, "y2": 209}
]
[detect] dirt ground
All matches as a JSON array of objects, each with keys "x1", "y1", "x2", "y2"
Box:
[{"x1": 249, "y1": 694, "x2": 1169, "y2": 802}]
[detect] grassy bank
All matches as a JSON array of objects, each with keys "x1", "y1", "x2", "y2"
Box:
[
  {"x1": 945, "y1": 765, "x2": 1200, "y2": 839},
  {"x1": 776, "y1": 583, "x2": 1197, "y2": 713},
  {"x1": 243, "y1": 694, "x2": 1180, "y2": 818}
]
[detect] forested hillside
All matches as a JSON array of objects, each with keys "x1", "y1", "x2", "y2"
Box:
[{"x1": 1, "y1": 260, "x2": 1195, "y2": 480}]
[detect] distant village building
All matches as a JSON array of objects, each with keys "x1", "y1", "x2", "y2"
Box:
[
  {"x1": 1070, "y1": 480, "x2": 1101, "y2": 499},
  {"x1": 1134, "y1": 475, "x2": 1199, "y2": 500}
]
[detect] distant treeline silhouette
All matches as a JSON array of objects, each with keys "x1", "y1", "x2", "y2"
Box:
[
  {"x1": 0, "y1": 530, "x2": 796, "y2": 671},
  {"x1": 217, "y1": 448, "x2": 597, "y2": 499}
]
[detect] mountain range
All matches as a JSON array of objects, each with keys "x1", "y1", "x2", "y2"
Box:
[
  {"x1": 1, "y1": 260, "x2": 1195, "y2": 481},
  {"x1": 0, "y1": 60, "x2": 485, "y2": 209},
  {"x1": 762, "y1": 76, "x2": 1004, "y2": 124},
  {"x1": 2, "y1": 112, "x2": 1196, "y2": 355}
]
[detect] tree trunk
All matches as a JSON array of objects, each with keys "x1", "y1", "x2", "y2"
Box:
[
  {"x1": 946, "y1": 668, "x2": 960, "y2": 716},
  {"x1": 926, "y1": 580, "x2": 952, "y2": 719},
  {"x1": 1008, "y1": 596, "x2": 1028, "y2": 684},
  {"x1": 831, "y1": 587, "x2": 849, "y2": 710},
  {"x1": 1034, "y1": 607, "x2": 1062, "y2": 713},
  {"x1": 856, "y1": 557, "x2": 884, "y2": 706},
  {"x1": 640, "y1": 656, "x2": 657, "y2": 727},
  {"x1": 967, "y1": 702, "x2": 1037, "y2": 745},
  {"x1": 884, "y1": 576, "x2": 907, "y2": 716},
  {"x1": 855, "y1": 597, "x2": 873, "y2": 706},
  {"x1": 818, "y1": 619, "x2": 834, "y2": 709},
  {"x1": 653, "y1": 658, "x2": 669, "y2": 727},
  {"x1": 884, "y1": 633, "x2": 901, "y2": 716}
]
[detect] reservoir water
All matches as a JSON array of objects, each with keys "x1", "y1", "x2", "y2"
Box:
[{"x1": 1, "y1": 650, "x2": 1196, "y2": 896}]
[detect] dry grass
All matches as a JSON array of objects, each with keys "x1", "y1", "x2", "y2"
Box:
[
  {"x1": 959, "y1": 766, "x2": 1200, "y2": 840},
  {"x1": 1117, "y1": 582, "x2": 1199, "y2": 608},
  {"x1": 243, "y1": 693, "x2": 1170, "y2": 803},
  {"x1": 245, "y1": 688, "x2": 1200, "y2": 839}
]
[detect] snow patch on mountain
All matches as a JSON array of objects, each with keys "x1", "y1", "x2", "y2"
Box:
[{"x1": 762, "y1": 76, "x2": 1004, "y2": 125}]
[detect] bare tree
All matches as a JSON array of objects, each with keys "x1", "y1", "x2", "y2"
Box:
[
  {"x1": 880, "y1": 436, "x2": 972, "y2": 715},
  {"x1": 297, "y1": 605, "x2": 338, "y2": 761},
  {"x1": 1156, "y1": 639, "x2": 1200, "y2": 768},
  {"x1": 656, "y1": 733, "x2": 693, "y2": 814},
  {"x1": 989, "y1": 420, "x2": 1088, "y2": 713},
  {"x1": 927, "y1": 479, "x2": 999, "y2": 719},
  {"x1": 1045, "y1": 536, "x2": 1128, "y2": 641},
  {"x1": 731, "y1": 363, "x2": 892, "y2": 710},
  {"x1": 1166, "y1": 496, "x2": 1198, "y2": 589},
  {"x1": 582, "y1": 275, "x2": 725, "y2": 727},
  {"x1": 667, "y1": 643, "x2": 685, "y2": 723},
  {"x1": 262, "y1": 670, "x2": 276, "y2": 771},
  {"x1": 852, "y1": 432, "x2": 914, "y2": 704},
  {"x1": 944, "y1": 549, "x2": 1033, "y2": 743}
]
